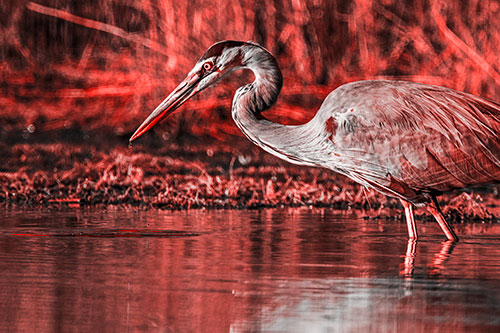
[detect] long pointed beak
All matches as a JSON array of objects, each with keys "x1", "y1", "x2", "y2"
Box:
[{"x1": 129, "y1": 73, "x2": 200, "y2": 143}]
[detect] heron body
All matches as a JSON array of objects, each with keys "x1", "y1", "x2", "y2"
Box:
[{"x1": 130, "y1": 40, "x2": 500, "y2": 241}]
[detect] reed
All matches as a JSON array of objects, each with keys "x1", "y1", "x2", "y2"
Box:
[{"x1": 1, "y1": 0, "x2": 498, "y2": 140}]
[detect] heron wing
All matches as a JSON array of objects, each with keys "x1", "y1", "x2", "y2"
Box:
[{"x1": 320, "y1": 80, "x2": 500, "y2": 201}]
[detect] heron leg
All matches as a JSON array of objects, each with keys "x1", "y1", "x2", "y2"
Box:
[
  {"x1": 426, "y1": 197, "x2": 458, "y2": 241},
  {"x1": 400, "y1": 199, "x2": 418, "y2": 240}
]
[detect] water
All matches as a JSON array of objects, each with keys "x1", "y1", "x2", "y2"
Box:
[{"x1": 0, "y1": 207, "x2": 499, "y2": 332}]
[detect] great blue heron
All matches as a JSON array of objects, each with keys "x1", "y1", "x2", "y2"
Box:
[{"x1": 130, "y1": 40, "x2": 500, "y2": 241}]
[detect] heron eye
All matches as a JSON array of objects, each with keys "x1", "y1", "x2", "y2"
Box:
[{"x1": 202, "y1": 62, "x2": 213, "y2": 71}]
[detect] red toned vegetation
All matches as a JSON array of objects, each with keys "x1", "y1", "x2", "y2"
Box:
[
  {"x1": 1, "y1": 1, "x2": 499, "y2": 220},
  {"x1": 0, "y1": 137, "x2": 364, "y2": 208},
  {"x1": 1, "y1": 136, "x2": 499, "y2": 222}
]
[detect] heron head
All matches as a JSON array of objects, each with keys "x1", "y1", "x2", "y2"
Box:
[{"x1": 129, "y1": 40, "x2": 247, "y2": 143}]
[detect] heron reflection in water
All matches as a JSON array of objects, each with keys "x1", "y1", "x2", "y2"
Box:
[{"x1": 130, "y1": 41, "x2": 500, "y2": 241}]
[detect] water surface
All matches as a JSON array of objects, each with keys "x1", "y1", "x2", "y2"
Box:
[{"x1": 0, "y1": 207, "x2": 499, "y2": 331}]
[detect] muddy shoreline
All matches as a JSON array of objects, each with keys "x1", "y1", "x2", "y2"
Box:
[{"x1": 1, "y1": 130, "x2": 498, "y2": 223}]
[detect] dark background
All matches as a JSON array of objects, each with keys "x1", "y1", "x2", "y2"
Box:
[{"x1": 2, "y1": 0, "x2": 499, "y2": 141}]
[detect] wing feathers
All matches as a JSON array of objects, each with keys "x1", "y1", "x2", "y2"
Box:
[{"x1": 325, "y1": 80, "x2": 500, "y2": 200}]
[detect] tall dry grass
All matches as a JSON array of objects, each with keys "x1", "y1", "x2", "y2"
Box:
[{"x1": 1, "y1": 0, "x2": 499, "y2": 140}]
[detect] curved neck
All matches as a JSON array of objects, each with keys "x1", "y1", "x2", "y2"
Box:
[
  {"x1": 233, "y1": 44, "x2": 283, "y2": 115},
  {"x1": 231, "y1": 44, "x2": 321, "y2": 167}
]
